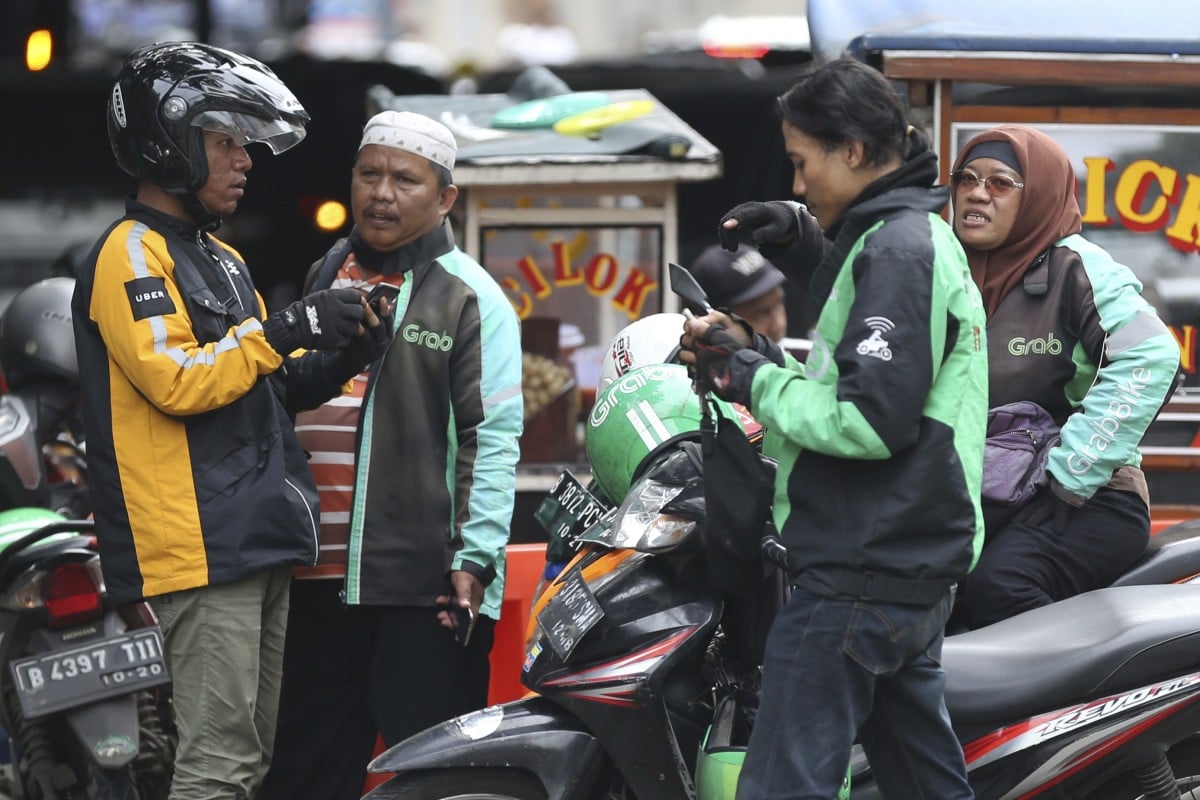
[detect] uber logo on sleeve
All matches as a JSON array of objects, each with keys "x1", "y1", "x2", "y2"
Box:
[{"x1": 125, "y1": 277, "x2": 176, "y2": 320}]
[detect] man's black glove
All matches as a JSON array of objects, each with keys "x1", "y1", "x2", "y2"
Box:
[
  {"x1": 718, "y1": 201, "x2": 800, "y2": 252},
  {"x1": 331, "y1": 311, "x2": 394, "y2": 381},
  {"x1": 262, "y1": 288, "x2": 364, "y2": 356}
]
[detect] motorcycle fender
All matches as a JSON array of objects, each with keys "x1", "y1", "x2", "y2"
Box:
[
  {"x1": 65, "y1": 694, "x2": 140, "y2": 768},
  {"x1": 369, "y1": 697, "x2": 605, "y2": 800}
]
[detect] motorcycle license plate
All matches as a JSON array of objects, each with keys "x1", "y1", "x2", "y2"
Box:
[
  {"x1": 534, "y1": 470, "x2": 609, "y2": 552},
  {"x1": 538, "y1": 566, "x2": 604, "y2": 660},
  {"x1": 11, "y1": 628, "x2": 169, "y2": 719}
]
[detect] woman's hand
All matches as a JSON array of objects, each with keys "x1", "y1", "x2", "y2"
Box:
[
  {"x1": 679, "y1": 310, "x2": 754, "y2": 399},
  {"x1": 678, "y1": 309, "x2": 747, "y2": 365}
]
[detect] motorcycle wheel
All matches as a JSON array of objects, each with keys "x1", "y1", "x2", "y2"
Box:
[
  {"x1": 87, "y1": 761, "x2": 138, "y2": 800},
  {"x1": 1130, "y1": 776, "x2": 1200, "y2": 800},
  {"x1": 365, "y1": 768, "x2": 548, "y2": 800},
  {"x1": 1092, "y1": 739, "x2": 1200, "y2": 799}
]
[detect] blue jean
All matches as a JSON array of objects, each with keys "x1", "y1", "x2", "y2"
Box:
[{"x1": 735, "y1": 586, "x2": 972, "y2": 800}]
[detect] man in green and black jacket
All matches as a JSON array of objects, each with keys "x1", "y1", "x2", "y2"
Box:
[
  {"x1": 682, "y1": 57, "x2": 986, "y2": 800},
  {"x1": 262, "y1": 111, "x2": 523, "y2": 800}
]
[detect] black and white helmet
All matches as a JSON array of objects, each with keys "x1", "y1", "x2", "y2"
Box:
[
  {"x1": 598, "y1": 313, "x2": 687, "y2": 389},
  {"x1": 107, "y1": 41, "x2": 310, "y2": 194},
  {"x1": 0, "y1": 278, "x2": 78, "y2": 389}
]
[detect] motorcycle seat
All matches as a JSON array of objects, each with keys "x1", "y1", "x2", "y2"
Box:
[
  {"x1": 1110, "y1": 518, "x2": 1200, "y2": 586},
  {"x1": 942, "y1": 584, "x2": 1200, "y2": 726}
]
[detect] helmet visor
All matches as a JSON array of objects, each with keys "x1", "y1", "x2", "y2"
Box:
[{"x1": 191, "y1": 109, "x2": 306, "y2": 154}]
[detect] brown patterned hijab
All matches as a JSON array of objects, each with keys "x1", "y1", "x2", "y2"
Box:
[{"x1": 951, "y1": 125, "x2": 1082, "y2": 317}]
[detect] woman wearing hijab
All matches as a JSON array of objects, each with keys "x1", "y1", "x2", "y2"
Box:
[{"x1": 948, "y1": 124, "x2": 1180, "y2": 630}]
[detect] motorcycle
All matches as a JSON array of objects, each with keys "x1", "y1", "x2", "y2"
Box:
[
  {"x1": 0, "y1": 513, "x2": 174, "y2": 800},
  {"x1": 0, "y1": 278, "x2": 175, "y2": 799},
  {"x1": 361, "y1": 418, "x2": 1200, "y2": 799}
]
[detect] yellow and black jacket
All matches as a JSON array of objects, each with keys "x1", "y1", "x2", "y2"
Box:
[{"x1": 73, "y1": 199, "x2": 342, "y2": 602}]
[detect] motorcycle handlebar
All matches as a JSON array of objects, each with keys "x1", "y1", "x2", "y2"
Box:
[{"x1": 761, "y1": 535, "x2": 790, "y2": 571}]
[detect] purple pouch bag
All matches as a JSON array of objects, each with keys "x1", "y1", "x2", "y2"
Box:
[{"x1": 981, "y1": 401, "x2": 1061, "y2": 507}]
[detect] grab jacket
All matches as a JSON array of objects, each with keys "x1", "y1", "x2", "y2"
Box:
[
  {"x1": 73, "y1": 199, "x2": 346, "y2": 603},
  {"x1": 307, "y1": 223, "x2": 523, "y2": 619},
  {"x1": 736, "y1": 157, "x2": 989, "y2": 601},
  {"x1": 986, "y1": 235, "x2": 1179, "y2": 503}
]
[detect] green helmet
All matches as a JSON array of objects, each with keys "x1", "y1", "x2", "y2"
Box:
[{"x1": 585, "y1": 363, "x2": 749, "y2": 502}]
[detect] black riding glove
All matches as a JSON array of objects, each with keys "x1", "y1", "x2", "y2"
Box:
[
  {"x1": 718, "y1": 201, "x2": 801, "y2": 252},
  {"x1": 262, "y1": 288, "x2": 365, "y2": 356},
  {"x1": 692, "y1": 326, "x2": 768, "y2": 406},
  {"x1": 330, "y1": 311, "x2": 395, "y2": 382},
  {"x1": 726, "y1": 313, "x2": 786, "y2": 367}
]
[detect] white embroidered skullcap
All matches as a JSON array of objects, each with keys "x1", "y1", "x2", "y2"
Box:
[{"x1": 359, "y1": 110, "x2": 457, "y2": 171}]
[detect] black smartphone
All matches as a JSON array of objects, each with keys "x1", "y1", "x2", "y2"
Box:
[
  {"x1": 366, "y1": 282, "x2": 401, "y2": 313},
  {"x1": 449, "y1": 605, "x2": 476, "y2": 647}
]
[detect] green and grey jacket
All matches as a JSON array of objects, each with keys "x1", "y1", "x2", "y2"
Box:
[
  {"x1": 308, "y1": 223, "x2": 523, "y2": 618},
  {"x1": 734, "y1": 168, "x2": 988, "y2": 600},
  {"x1": 986, "y1": 234, "x2": 1178, "y2": 503}
]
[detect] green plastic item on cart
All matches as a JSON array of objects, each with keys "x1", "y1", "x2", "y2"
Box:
[{"x1": 489, "y1": 91, "x2": 611, "y2": 130}]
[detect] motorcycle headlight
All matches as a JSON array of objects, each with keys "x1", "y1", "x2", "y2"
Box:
[{"x1": 608, "y1": 477, "x2": 695, "y2": 552}]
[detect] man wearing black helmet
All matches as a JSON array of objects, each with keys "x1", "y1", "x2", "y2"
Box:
[{"x1": 71, "y1": 42, "x2": 390, "y2": 800}]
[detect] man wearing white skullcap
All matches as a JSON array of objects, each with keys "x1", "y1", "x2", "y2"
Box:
[
  {"x1": 359, "y1": 109, "x2": 457, "y2": 171},
  {"x1": 261, "y1": 109, "x2": 524, "y2": 800}
]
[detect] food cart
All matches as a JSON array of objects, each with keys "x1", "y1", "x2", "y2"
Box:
[
  {"x1": 369, "y1": 82, "x2": 718, "y2": 487},
  {"x1": 806, "y1": 0, "x2": 1200, "y2": 525},
  {"x1": 367, "y1": 82, "x2": 722, "y2": 706}
]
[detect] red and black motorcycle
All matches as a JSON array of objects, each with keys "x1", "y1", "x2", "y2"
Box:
[{"x1": 361, "y1": 436, "x2": 1200, "y2": 800}]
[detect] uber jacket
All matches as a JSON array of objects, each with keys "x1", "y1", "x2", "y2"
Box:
[
  {"x1": 306, "y1": 222, "x2": 523, "y2": 619},
  {"x1": 729, "y1": 153, "x2": 989, "y2": 603},
  {"x1": 986, "y1": 235, "x2": 1179, "y2": 504},
  {"x1": 74, "y1": 199, "x2": 346, "y2": 603}
]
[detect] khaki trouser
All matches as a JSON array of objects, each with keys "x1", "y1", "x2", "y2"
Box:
[{"x1": 148, "y1": 565, "x2": 291, "y2": 800}]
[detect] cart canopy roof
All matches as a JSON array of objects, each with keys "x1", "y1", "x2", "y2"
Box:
[{"x1": 808, "y1": 0, "x2": 1200, "y2": 63}]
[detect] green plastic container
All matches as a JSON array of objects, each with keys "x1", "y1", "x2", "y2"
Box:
[{"x1": 696, "y1": 696, "x2": 851, "y2": 800}]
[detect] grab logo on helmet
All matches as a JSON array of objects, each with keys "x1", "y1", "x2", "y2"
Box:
[
  {"x1": 595, "y1": 313, "x2": 764, "y2": 445},
  {"x1": 586, "y1": 363, "x2": 764, "y2": 502}
]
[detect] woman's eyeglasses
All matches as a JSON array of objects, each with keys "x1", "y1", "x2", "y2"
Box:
[{"x1": 950, "y1": 170, "x2": 1025, "y2": 198}]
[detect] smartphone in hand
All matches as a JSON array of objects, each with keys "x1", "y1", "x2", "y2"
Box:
[
  {"x1": 448, "y1": 605, "x2": 476, "y2": 647},
  {"x1": 365, "y1": 282, "x2": 401, "y2": 315}
]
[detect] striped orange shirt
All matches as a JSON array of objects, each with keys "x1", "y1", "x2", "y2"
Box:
[{"x1": 292, "y1": 259, "x2": 403, "y2": 579}]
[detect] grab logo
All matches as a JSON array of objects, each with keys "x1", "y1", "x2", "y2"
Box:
[
  {"x1": 402, "y1": 324, "x2": 453, "y2": 351},
  {"x1": 1008, "y1": 332, "x2": 1062, "y2": 356}
]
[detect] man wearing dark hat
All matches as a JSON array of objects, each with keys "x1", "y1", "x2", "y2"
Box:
[
  {"x1": 689, "y1": 243, "x2": 789, "y2": 344},
  {"x1": 261, "y1": 110, "x2": 524, "y2": 800}
]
